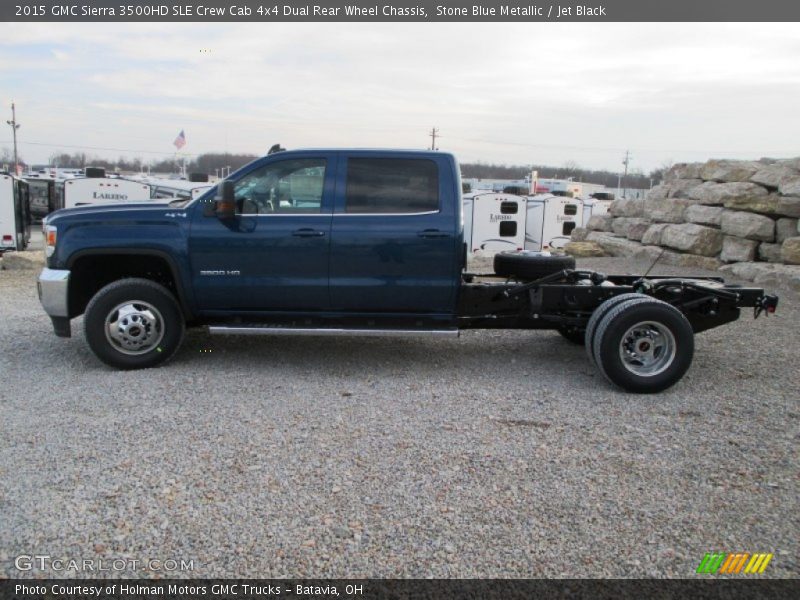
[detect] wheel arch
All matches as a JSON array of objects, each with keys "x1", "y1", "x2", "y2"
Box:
[{"x1": 66, "y1": 249, "x2": 194, "y2": 319}]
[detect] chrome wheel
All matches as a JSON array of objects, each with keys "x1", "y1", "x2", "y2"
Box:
[
  {"x1": 104, "y1": 301, "x2": 165, "y2": 356},
  {"x1": 618, "y1": 321, "x2": 676, "y2": 377}
]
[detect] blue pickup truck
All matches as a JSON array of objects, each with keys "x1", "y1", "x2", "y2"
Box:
[{"x1": 37, "y1": 149, "x2": 777, "y2": 393}]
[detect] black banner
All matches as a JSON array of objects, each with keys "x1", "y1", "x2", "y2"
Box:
[
  {"x1": 4, "y1": 0, "x2": 800, "y2": 22},
  {"x1": 1, "y1": 580, "x2": 798, "y2": 600}
]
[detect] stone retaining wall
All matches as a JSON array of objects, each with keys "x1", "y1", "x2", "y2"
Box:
[{"x1": 566, "y1": 157, "x2": 800, "y2": 292}]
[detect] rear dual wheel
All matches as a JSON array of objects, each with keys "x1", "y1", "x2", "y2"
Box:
[
  {"x1": 586, "y1": 295, "x2": 694, "y2": 393},
  {"x1": 584, "y1": 293, "x2": 646, "y2": 365}
]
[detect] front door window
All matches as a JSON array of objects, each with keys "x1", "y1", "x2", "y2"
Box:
[{"x1": 234, "y1": 158, "x2": 327, "y2": 215}]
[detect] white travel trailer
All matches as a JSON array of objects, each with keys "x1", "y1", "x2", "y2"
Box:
[
  {"x1": 462, "y1": 192, "x2": 526, "y2": 254},
  {"x1": 62, "y1": 168, "x2": 152, "y2": 208},
  {"x1": 524, "y1": 194, "x2": 584, "y2": 251},
  {"x1": 582, "y1": 194, "x2": 613, "y2": 224},
  {"x1": 0, "y1": 173, "x2": 31, "y2": 252},
  {"x1": 140, "y1": 177, "x2": 214, "y2": 200},
  {"x1": 25, "y1": 176, "x2": 57, "y2": 220}
]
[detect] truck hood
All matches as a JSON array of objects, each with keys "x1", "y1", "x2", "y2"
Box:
[{"x1": 46, "y1": 202, "x2": 193, "y2": 270}]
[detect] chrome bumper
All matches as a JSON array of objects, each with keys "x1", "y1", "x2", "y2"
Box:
[{"x1": 38, "y1": 268, "x2": 70, "y2": 317}]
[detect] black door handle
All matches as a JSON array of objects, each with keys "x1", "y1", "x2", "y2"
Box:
[
  {"x1": 417, "y1": 229, "x2": 451, "y2": 239},
  {"x1": 292, "y1": 228, "x2": 326, "y2": 237}
]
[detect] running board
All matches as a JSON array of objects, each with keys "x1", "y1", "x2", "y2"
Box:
[{"x1": 207, "y1": 325, "x2": 460, "y2": 338}]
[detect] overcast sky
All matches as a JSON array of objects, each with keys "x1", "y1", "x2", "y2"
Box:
[{"x1": 1, "y1": 22, "x2": 799, "y2": 172}]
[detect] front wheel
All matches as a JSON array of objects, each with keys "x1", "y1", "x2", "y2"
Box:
[
  {"x1": 84, "y1": 278, "x2": 185, "y2": 369},
  {"x1": 592, "y1": 298, "x2": 694, "y2": 393}
]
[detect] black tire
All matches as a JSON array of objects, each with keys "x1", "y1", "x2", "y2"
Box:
[
  {"x1": 584, "y1": 293, "x2": 649, "y2": 365},
  {"x1": 493, "y1": 251, "x2": 575, "y2": 279},
  {"x1": 557, "y1": 326, "x2": 585, "y2": 345},
  {"x1": 592, "y1": 298, "x2": 694, "y2": 393},
  {"x1": 84, "y1": 278, "x2": 185, "y2": 370}
]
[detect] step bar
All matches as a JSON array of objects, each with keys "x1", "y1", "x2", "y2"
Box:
[{"x1": 208, "y1": 326, "x2": 460, "y2": 338}]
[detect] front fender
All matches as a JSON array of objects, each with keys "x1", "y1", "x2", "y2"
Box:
[{"x1": 58, "y1": 221, "x2": 196, "y2": 318}]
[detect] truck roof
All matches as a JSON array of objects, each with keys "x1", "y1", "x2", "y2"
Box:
[
  {"x1": 267, "y1": 148, "x2": 454, "y2": 157},
  {"x1": 228, "y1": 149, "x2": 458, "y2": 180}
]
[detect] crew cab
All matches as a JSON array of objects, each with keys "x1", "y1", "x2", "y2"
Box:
[{"x1": 37, "y1": 149, "x2": 778, "y2": 393}]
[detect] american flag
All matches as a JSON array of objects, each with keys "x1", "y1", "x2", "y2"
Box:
[{"x1": 173, "y1": 130, "x2": 186, "y2": 150}]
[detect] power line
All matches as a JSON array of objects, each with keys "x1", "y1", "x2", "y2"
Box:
[
  {"x1": 440, "y1": 134, "x2": 798, "y2": 156},
  {"x1": 1, "y1": 134, "x2": 795, "y2": 170},
  {"x1": 1, "y1": 128, "x2": 796, "y2": 159},
  {"x1": 0, "y1": 139, "x2": 201, "y2": 157}
]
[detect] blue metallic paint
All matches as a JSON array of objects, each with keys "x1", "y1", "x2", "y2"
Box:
[
  {"x1": 48, "y1": 149, "x2": 463, "y2": 321},
  {"x1": 50, "y1": 204, "x2": 197, "y2": 311},
  {"x1": 188, "y1": 151, "x2": 338, "y2": 311},
  {"x1": 329, "y1": 151, "x2": 461, "y2": 313}
]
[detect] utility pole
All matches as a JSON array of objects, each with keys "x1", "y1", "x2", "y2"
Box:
[
  {"x1": 6, "y1": 102, "x2": 20, "y2": 175},
  {"x1": 429, "y1": 127, "x2": 439, "y2": 151},
  {"x1": 621, "y1": 150, "x2": 631, "y2": 198}
]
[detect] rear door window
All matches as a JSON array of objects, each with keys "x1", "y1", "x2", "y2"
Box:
[{"x1": 345, "y1": 158, "x2": 439, "y2": 214}]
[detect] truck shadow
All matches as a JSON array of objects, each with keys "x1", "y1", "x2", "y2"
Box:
[{"x1": 179, "y1": 328, "x2": 594, "y2": 380}]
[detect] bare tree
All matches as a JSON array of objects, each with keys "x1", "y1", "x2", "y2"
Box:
[
  {"x1": 2, "y1": 147, "x2": 23, "y2": 166},
  {"x1": 649, "y1": 158, "x2": 675, "y2": 183}
]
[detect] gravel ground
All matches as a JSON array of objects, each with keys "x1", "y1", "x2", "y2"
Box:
[{"x1": 0, "y1": 258, "x2": 797, "y2": 579}]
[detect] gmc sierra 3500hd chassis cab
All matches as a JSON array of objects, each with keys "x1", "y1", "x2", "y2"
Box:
[{"x1": 37, "y1": 149, "x2": 778, "y2": 393}]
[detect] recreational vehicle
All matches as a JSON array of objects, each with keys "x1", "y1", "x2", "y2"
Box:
[
  {"x1": 462, "y1": 192, "x2": 527, "y2": 254},
  {"x1": 62, "y1": 168, "x2": 152, "y2": 208},
  {"x1": 138, "y1": 176, "x2": 214, "y2": 200},
  {"x1": 26, "y1": 177, "x2": 59, "y2": 220},
  {"x1": 524, "y1": 194, "x2": 583, "y2": 251},
  {"x1": 0, "y1": 173, "x2": 31, "y2": 252},
  {"x1": 582, "y1": 194, "x2": 613, "y2": 224}
]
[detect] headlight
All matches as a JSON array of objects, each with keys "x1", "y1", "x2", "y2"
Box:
[{"x1": 45, "y1": 225, "x2": 57, "y2": 258}]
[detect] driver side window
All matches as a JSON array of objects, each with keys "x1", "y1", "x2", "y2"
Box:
[{"x1": 235, "y1": 158, "x2": 327, "y2": 215}]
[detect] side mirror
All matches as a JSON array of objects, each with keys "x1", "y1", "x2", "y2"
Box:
[{"x1": 215, "y1": 181, "x2": 236, "y2": 219}]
